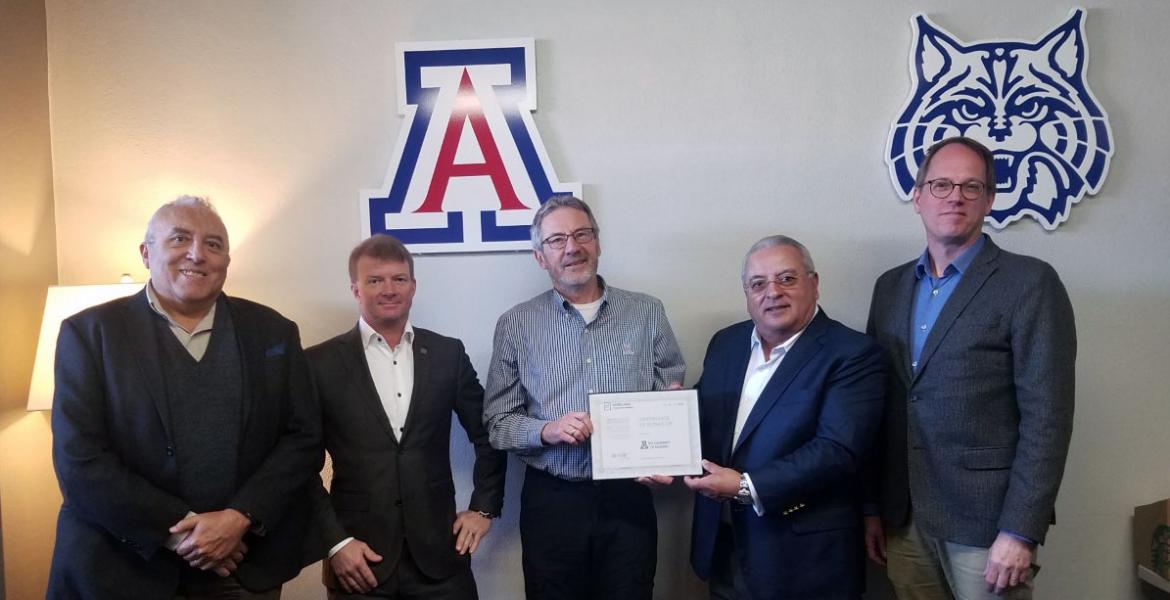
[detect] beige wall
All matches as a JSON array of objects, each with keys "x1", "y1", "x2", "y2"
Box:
[
  {"x1": 0, "y1": 0, "x2": 59, "y2": 598},
  {"x1": 10, "y1": 1, "x2": 1170, "y2": 598}
]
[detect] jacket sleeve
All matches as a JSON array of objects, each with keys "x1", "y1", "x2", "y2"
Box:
[
  {"x1": 227, "y1": 321, "x2": 324, "y2": 531},
  {"x1": 747, "y1": 341, "x2": 886, "y2": 515},
  {"x1": 451, "y1": 340, "x2": 507, "y2": 515},
  {"x1": 996, "y1": 265, "x2": 1076, "y2": 542},
  {"x1": 51, "y1": 317, "x2": 190, "y2": 559}
]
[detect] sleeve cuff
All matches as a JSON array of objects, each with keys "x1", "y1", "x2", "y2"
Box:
[
  {"x1": 743, "y1": 473, "x2": 765, "y2": 517},
  {"x1": 528, "y1": 420, "x2": 551, "y2": 448},
  {"x1": 1000, "y1": 530, "x2": 1037, "y2": 546},
  {"x1": 328, "y1": 537, "x2": 355, "y2": 558}
]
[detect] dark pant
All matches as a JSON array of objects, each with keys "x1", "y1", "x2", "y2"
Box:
[
  {"x1": 519, "y1": 466, "x2": 657, "y2": 600},
  {"x1": 173, "y1": 569, "x2": 281, "y2": 600},
  {"x1": 328, "y1": 541, "x2": 477, "y2": 600},
  {"x1": 709, "y1": 522, "x2": 752, "y2": 600}
]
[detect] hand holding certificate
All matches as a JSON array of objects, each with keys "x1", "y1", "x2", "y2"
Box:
[{"x1": 589, "y1": 389, "x2": 703, "y2": 480}]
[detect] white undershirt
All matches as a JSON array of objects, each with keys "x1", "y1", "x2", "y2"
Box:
[{"x1": 572, "y1": 297, "x2": 604, "y2": 323}]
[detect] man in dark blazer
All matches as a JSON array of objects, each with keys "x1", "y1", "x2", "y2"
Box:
[
  {"x1": 684, "y1": 235, "x2": 885, "y2": 600},
  {"x1": 864, "y1": 137, "x2": 1076, "y2": 600},
  {"x1": 307, "y1": 234, "x2": 506, "y2": 599},
  {"x1": 49, "y1": 196, "x2": 322, "y2": 599}
]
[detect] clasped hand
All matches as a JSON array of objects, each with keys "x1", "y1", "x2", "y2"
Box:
[{"x1": 170, "y1": 509, "x2": 251, "y2": 577}]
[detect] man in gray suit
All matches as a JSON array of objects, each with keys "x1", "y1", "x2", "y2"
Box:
[{"x1": 864, "y1": 137, "x2": 1076, "y2": 599}]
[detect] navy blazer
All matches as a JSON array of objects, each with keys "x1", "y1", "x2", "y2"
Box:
[
  {"x1": 306, "y1": 326, "x2": 506, "y2": 587},
  {"x1": 690, "y1": 310, "x2": 885, "y2": 600},
  {"x1": 48, "y1": 290, "x2": 322, "y2": 599}
]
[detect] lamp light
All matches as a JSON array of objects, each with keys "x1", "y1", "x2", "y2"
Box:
[{"x1": 27, "y1": 278, "x2": 142, "y2": 411}]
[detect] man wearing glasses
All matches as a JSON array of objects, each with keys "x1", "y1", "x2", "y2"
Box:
[
  {"x1": 484, "y1": 195, "x2": 686, "y2": 600},
  {"x1": 684, "y1": 235, "x2": 885, "y2": 599},
  {"x1": 864, "y1": 137, "x2": 1076, "y2": 599}
]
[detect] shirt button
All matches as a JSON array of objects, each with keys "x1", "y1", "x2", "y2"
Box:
[
  {"x1": 397, "y1": 393, "x2": 402, "y2": 397},
  {"x1": 585, "y1": 358, "x2": 592, "y2": 364},
  {"x1": 920, "y1": 324, "x2": 927, "y2": 330},
  {"x1": 912, "y1": 361, "x2": 918, "y2": 368},
  {"x1": 932, "y1": 289, "x2": 939, "y2": 296},
  {"x1": 588, "y1": 389, "x2": 594, "y2": 394}
]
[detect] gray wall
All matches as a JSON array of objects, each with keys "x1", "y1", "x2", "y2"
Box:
[{"x1": 41, "y1": 1, "x2": 1170, "y2": 599}]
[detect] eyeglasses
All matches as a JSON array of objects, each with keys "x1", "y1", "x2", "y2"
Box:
[
  {"x1": 744, "y1": 272, "x2": 813, "y2": 294},
  {"x1": 922, "y1": 179, "x2": 987, "y2": 200},
  {"x1": 541, "y1": 228, "x2": 596, "y2": 250}
]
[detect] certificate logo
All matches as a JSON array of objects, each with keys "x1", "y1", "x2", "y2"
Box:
[
  {"x1": 886, "y1": 9, "x2": 1113, "y2": 230},
  {"x1": 361, "y1": 38, "x2": 581, "y2": 252}
]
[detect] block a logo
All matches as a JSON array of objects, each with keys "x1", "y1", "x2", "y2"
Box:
[
  {"x1": 361, "y1": 39, "x2": 580, "y2": 252},
  {"x1": 886, "y1": 9, "x2": 1113, "y2": 230}
]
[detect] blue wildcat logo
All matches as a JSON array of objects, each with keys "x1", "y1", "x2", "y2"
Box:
[{"x1": 886, "y1": 9, "x2": 1113, "y2": 230}]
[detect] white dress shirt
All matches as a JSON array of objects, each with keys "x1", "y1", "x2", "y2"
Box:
[
  {"x1": 359, "y1": 317, "x2": 415, "y2": 438},
  {"x1": 734, "y1": 307, "x2": 817, "y2": 515},
  {"x1": 329, "y1": 318, "x2": 416, "y2": 558}
]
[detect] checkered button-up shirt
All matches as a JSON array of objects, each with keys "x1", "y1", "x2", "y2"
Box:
[{"x1": 484, "y1": 281, "x2": 686, "y2": 481}]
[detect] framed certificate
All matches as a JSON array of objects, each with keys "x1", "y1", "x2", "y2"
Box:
[{"x1": 589, "y1": 389, "x2": 703, "y2": 480}]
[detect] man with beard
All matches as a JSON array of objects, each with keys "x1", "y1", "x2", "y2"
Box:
[{"x1": 484, "y1": 196, "x2": 686, "y2": 600}]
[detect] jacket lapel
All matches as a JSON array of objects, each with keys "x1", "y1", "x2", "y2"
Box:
[
  {"x1": 398, "y1": 330, "x2": 430, "y2": 445},
  {"x1": 227, "y1": 297, "x2": 262, "y2": 429},
  {"x1": 732, "y1": 310, "x2": 828, "y2": 457},
  {"x1": 719, "y1": 326, "x2": 754, "y2": 465},
  {"x1": 121, "y1": 290, "x2": 173, "y2": 441},
  {"x1": 341, "y1": 326, "x2": 400, "y2": 443},
  {"x1": 890, "y1": 265, "x2": 918, "y2": 384},
  {"x1": 911, "y1": 240, "x2": 1000, "y2": 384}
]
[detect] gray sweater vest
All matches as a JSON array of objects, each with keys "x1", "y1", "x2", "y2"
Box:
[{"x1": 154, "y1": 302, "x2": 244, "y2": 512}]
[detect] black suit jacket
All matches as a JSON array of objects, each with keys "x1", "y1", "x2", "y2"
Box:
[
  {"x1": 690, "y1": 310, "x2": 885, "y2": 599},
  {"x1": 49, "y1": 290, "x2": 322, "y2": 599},
  {"x1": 307, "y1": 325, "x2": 506, "y2": 585},
  {"x1": 867, "y1": 237, "x2": 1076, "y2": 546}
]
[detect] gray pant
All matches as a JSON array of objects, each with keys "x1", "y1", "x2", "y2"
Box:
[{"x1": 886, "y1": 518, "x2": 1036, "y2": 600}]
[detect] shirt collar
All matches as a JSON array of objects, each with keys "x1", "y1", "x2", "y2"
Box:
[
  {"x1": 750, "y1": 305, "x2": 819, "y2": 359},
  {"x1": 552, "y1": 275, "x2": 608, "y2": 311},
  {"x1": 145, "y1": 280, "x2": 216, "y2": 334},
  {"x1": 915, "y1": 234, "x2": 987, "y2": 280},
  {"x1": 358, "y1": 316, "x2": 414, "y2": 349}
]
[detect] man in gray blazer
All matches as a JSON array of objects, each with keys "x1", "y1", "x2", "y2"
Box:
[{"x1": 864, "y1": 137, "x2": 1076, "y2": 600}]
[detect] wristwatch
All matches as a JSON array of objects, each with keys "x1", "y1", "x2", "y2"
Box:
[
  {"x1": 476, "y1": 510, "x2": 499, "y2": 519},
  {"x1": 734, "y1": 473, "x2": 753, "y2": 506}
]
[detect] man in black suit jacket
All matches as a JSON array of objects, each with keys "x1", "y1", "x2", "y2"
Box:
[
  {"x1": 865, "y1": 138, "x2": 1076, "y2": 599},
  {"x1": 307, "y1": 234, "x2": 506, "y2": 599},
  {"x1": 49, "y1": 196, "x2": 322, "y2": 599},
  {"x1": 684, "y1": 236, "x2": 885, "y2": 599}
]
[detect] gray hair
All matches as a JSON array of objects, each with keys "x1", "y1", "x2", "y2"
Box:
[
  {"x1": 529, "y1": 195, "x2": 600, "y2": 250},
  {"x1": 143, "y1": 195, "x2": 223, "y2": 245},
  {"x1": 741, "y1": 235, "x2": 816, "y2": 284}
]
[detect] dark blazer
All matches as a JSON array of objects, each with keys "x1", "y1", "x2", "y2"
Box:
[
  {"x1": 48, "y1": 290, "x2": 322, "y2": 600},
  {"x1": 690, "y1": 310, "x2": 885, "y2": 600},
  {"x1": 867, "y1": 236, "x2": 1076, "y2": 547},
  {"x1": 307, "y1": 325, "x2": 506, "y2": 586}
]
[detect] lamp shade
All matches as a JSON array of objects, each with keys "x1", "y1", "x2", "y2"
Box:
[{"x1": 27, "y1": 283, "x2": 142, "y2": 411}]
